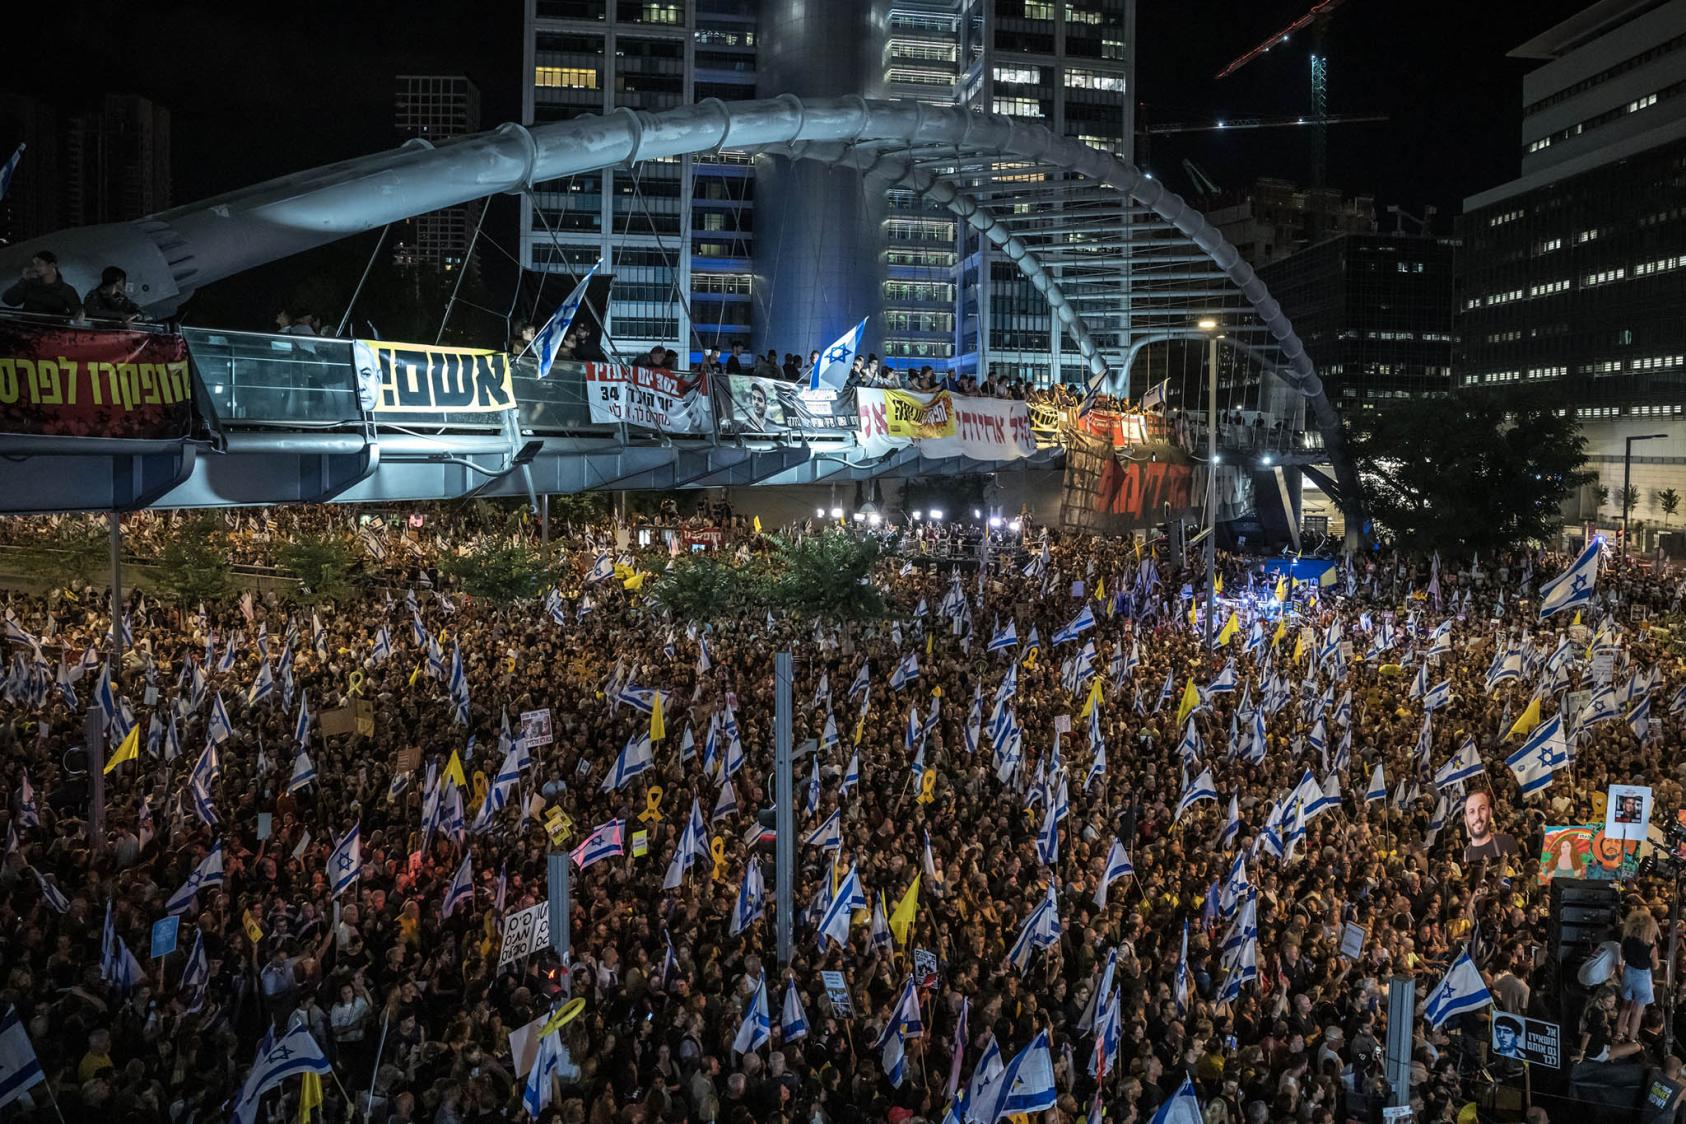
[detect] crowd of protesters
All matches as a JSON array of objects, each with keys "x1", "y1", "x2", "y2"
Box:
[{"x1": 1, "y1": 505, "x2": 1684, "y2": 1124}]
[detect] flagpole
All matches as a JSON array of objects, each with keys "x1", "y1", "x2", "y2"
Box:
[{"x1": 363, "y1": 1008, "x2": 390, "y2": 1122}]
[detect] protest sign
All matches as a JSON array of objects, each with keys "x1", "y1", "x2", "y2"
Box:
[
  {"x1": 499, "y1": 901, "x2": 552, "y2": 967},
  {"x1": 1606, "y1": 784, "x2": 1653, "y2": 843},
  {"x1": 150, "y1": 915, "x2": 180, "y2": 959},
  {"x1": 521, "y1": 708, "x2": 554, "y2": 748},
  {"x1": 583, "y1": 363, "x2": 712, "y2": 432}
]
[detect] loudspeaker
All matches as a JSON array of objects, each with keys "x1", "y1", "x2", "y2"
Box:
[{"x1": 1548, "y1": 878, "x2": 1620, "y2": 963}]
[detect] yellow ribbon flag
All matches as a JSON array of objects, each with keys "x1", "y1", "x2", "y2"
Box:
[
  {"x1": 408, "y1": 662, "x2": 424, "y2": 687},
  {"x1": 1271, "y1": 618, "x2": 1287, "y2": 648},
  {"x1": 1292, "y1": 634, "x2": 1306, "y2": 662},
  {"x1": 1188, "y1": 599, "x2": 1198, "y2": 629},
  {"x1": 103, "y1": 724, "x2": 140, "y2": 774},
  {"x1": 444, "y1": 749, "x2": 468, "y2": 790},
  {"x1": 1175, "y1": 679, "x2": 1201, "y2": 725},
  {"x1": 1095, "y1": 576, "x2": 1106, "y2": 603},
  {"x1": 1572, "y1": 610, "x2": 1582, "y2": 627},
  {"x1": 1507, "y1": 696, "x2": 1543, "y2": 739},
  {"x1": 1079, "y1": 676, "x2": 1103, "y2": 719},
  {"x1": 753, "y1": 515, "x2": 763, "y2": 535},
  {"x1": 926, "y1": 632, "x2": 933, "y2": 658},
  {"x1": 298, "y1": 1072, "x2": 323, "y2": 1124},
  {"x1": 1216, "y1": 613, "x2": 1240, "y2": 647},
  {"x1": 242, "y1": 908, "x2": 265, "y2": 943},
  {"x1": 650, "y1": 691, "x2": 666, "y2": 740},
  {"x1": 623, "y1": 570, "x2": 646, "y2": 592},
  {"x1": 1274, "y1": 576, "x2": 1288, "y2": 602},
  {"x1": 1214, "y1": 573, "x2": 1224, "y2": 595},
  {"x1": 889, "y1": 874, "x2": 921, "y2": 946}
]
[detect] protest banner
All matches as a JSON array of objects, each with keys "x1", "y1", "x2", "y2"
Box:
[
  {"x1": 856, "y1": 388, "x2": 1036, "y2": 460},
  {"x1": 583, "y1": 363, "x2": 712, "y2": 431},
  {"x1": 1537, "y1": 823, "x2": 1640, "y2": 885},
  {"x1": 499, "y1": 901, "x2": 552, "y2": 966},
  {"x1": 719, "y1": 374, "x2": 854, "y2": 435},
  {"x1": 0, "y1": 319, "x2": 195, "y2": 438},
  {"x1": 521, "y1": 708, "x2": 554, "y2": 748},
  {"x1": 357, "y1": 340, "x2": 514, "y2": 415}
]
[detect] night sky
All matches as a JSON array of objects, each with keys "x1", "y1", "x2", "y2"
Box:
[{"x1": 5, "y1": 0, "x2": 1593, "y2": 305}]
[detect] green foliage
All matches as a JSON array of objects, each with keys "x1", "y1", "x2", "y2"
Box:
[
  {"x1": 546, "y1": 493, "x2": 609, "y2": 525},
  {"x1": 1659, "y1": 487, "x2": 1681, "y2": 524},
  {"x1": 8, "y1": 521, "x2": 109, "y2": 587},
  {"x1": 768, "y1": 531, "x2": 885, "y2": 621},
  {"x1": 650, "y1": 551, "x2": 767, "y2": 621},
  {"x1": 152, "y1": 515, "x2": 234, "y2": 603},
  {"x1": 276, "y1": 532, "x2": 359, "y2": 606},
  {"x1": 1344, "y1": 391, "x2": 1593, "y2": 556},
  {"x1": 440, "y1": 540, "x2": 555, "y2": 603},
  {"x1": 1596, "y1": 484, "x2": 1610, "y2": 509},
  {"x1": 1619, "y1": 485, "x2": 1642, "y2": 517}
]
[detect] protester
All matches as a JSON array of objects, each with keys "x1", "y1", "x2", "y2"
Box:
[
  {"x1": 2, "y1": 250, "x2": 83, "y2": 319},
  {"x1": 0, "y1": 509, "x2": 1680, "y2": 1124},
  {"x1": 82, "y1": 266, "x2": 143, "y2": 325}
]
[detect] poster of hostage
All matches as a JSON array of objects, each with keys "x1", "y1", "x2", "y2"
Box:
[
  {"x1": 720, "y1": 374, "x2": 854, "y2": 435},
  {"x1": 584, "y1": 363, "x2": 713, "y2": 432}
]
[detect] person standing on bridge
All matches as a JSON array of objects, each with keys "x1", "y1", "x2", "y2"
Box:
[{"x1": 3, "y1": 249, "x2": 82, "y2": 319}]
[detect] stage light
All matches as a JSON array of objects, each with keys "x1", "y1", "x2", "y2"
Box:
[{"x1": 929, "y1": 508, "x2": 943, "y2": 520}]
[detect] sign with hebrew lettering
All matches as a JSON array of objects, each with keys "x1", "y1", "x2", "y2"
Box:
[
  {"x1": 358, "y1": 340, "x2": 515, "y2": 414},
  {"x1": 0, "y1": 320, "x2": 194, "y2": 438},
  {"x1": 856, "y1": 388, "x2": 1036, "y2": 460},
  {"x1": 583, "y1": 363, "x2": 713, "y2": 432}
]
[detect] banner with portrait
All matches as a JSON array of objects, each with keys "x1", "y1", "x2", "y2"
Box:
[
  {"x1": 0, "y1": 319, "x2": 194, "y2": 438},
  {"x1": 719, "y1": 375, "x2": 855, "y2": 435},
  {"x1": 1536, "y1": 823, "x2": 1641, "y2": 885},
  {"x1": 856, "y1": 388, "x2": 1036, "y2": 460},
  {"x1": 357, "y1": 340, "x2": 514, "y2": 415},
  {"x1": 584, "y1": 363, "x2": 712, "y2": 432}
]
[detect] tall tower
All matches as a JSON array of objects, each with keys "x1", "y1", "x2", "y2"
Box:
[
  {"x1": 62, "y1": 95, "x2": 171, "y2": 228},
  {"x1": 394, "y1": 76, "x2": 483, "y2": 271}
]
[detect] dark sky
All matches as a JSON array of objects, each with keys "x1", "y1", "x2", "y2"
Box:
[{"x1": 5, "y1": 0, "x2": 1594, "y2": 264}]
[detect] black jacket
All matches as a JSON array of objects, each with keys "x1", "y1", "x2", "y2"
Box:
[
  {"x1": 3, "y1": 275, "x2": 82, "y2": 318},
  {"x1": 84, "y1": 284, "x2": 142, "y2": 322}
]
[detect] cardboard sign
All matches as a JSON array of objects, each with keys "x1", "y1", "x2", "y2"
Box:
[
  {"x1": 1591, "y1": 648, "x2": 1616, "y2": 685},
  {"x1": 1339, "y1": 921, "x2": 1365, "y2": 960},
  {"x1": 321, "y1": 700, "x2": 375, "y2": 738},
  {"x1": 821, "y1": 969, "x2": 855, "y2": 1017},
  {"x1": 914, "y1": 948, "x2": 939, "y2": 989},
  {"x1": 1490, "y1": 1013, "x2": 1560, "y2": 1068},
  {"x1": 631, "y1": 829, "x2": 649, "y2": 858},
  {"x1": 499, "y1": 901, "x2": 552, "y2": 967},
  {"x1": 521, "y1": 708, "x2": 554, "y2": 748},
  {"x1": 1054, "y1": 714, "x2": 1071, "y2": 734},
  {"x1": 150, "y1": 914, "x2": 180, "y2": 959},
  {"x1": 395, "y1": 744, "x2": 422, "y2": 776},
  {"x1": 1606, "y1": 784, "x2": 1653, "y2": 843}
]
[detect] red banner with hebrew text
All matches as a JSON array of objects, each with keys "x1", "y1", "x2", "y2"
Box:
[{"x1": 0, "y1": 319, "x2": 194, "y2": 438}]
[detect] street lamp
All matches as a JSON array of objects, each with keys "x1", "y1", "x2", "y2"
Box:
[
  {"x1": 1198, "y1": 318, "x2": 1222, "y2": 650},
  {"x1": 1623, "y1": 433, "x2": 1669, "y2": 556}
]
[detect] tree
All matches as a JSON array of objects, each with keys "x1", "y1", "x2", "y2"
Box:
[
  {"x1": 151, "y1": 515, "x2": 234, "y2": 603},
  {"x1": 1343, "y1": 390, "x2": 1593, "y2": 556},
  {"x1": 1659, "y1": 487, "x2": 1681, "y2": 525},
  {"x1": 768, "y1": 532, "x2": 885, "y2": 620},
  {"x1": 276, "y1": 532, "x2": 359, "y2": 606},
  {"x1": 440, "y1": 540, "x2": 554, "y2": 603},
  {"x1": 1596, "y1": 484, "x2": 1610, "y2": 512},
  {"x1": 650, "y1": 551, "x2": 767, "y2": 621},
  {"x1": 1619, "y1": 485, "x2": 1642, "y2": 520}
]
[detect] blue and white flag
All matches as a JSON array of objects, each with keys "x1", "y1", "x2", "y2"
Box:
[
  {"x1": 1435, "y1": 739, "x2": 1484, "y2": 787},
  {"x1": 1364, "y1": 762, "x2": 1387, "y2": 803},
  {"x1": 849, "y1": 662, "x2": 871, "y2": 699},
  {"x1": 1006, "y1": 884, "x2": 1062, "y2": 973},
  {"x1": 0, "y1": 144, "x2": 24, "y2": 205},
  {"x1": 1423, "y1": 947, "x2": 1493, "y2": 1028},
  {"x1": 712, "y1": 777, "x2": 739, "y2": 821},
  {"x1": 292, "y1": 691, "x2": 311, "y2": 747},
  {"x1": 805, "y1": 807, "x2": 843, "y2": 850},
  {"x1": 1217, "y1": 793, "x2": 1242, "y2": 849},
  {"x1": 1539, "y1": 538, "x2": 1601, "y2": 618},
  {"x1": 1149, "y1": 1075, "x2": 1204, "y2": 1124},
  {"x1": 1174, "y1": 768, "x2": 1219, "y2": 824},
  {"x1": 1174, "y1": 919, "x2": 1190, "y2": 1014},
  {"x1": 875, "y1": 975, "x2": 927, "y2": 1049},
  {"x1": 1506, "y1": 715, "x2": 1567, "y2": 796},
  {"x1": 208, "y1": 692, "x2": 234, "y2": 746},
  {"x1": 288, "y1": 749, "x2": 317, "y2": 794},
  {"x1": 1093, "y1": 838, "x2": 1133, "y2": 908},
  {"x1": 1052, "y1": 605, "x2": 1095, "y2": 646},
  {"x1": 600, "y1": 732, "x2": 654, "y2": 791},
  {"x1": 817, "y1": 864, "x2": 863, "y2": 949},
  {"x1": 230, "y1": 1023, "x2": 333, "y2": 1124},
  {"x1": 1423, "y1": 678, "x2": 1452, "y2": 712},
  {"x1": 571, "y1": 818, "x2": 626, "y2": 871},
  {"x1": 247, "y1": 659, "x2": 274, "y2": 705},
  {"x1": 731, "y1": 856, "x2": 765, "y2": 936},
  {"x1": 32, "y1": 869, "x2": 71, "y2": 914},
  {"x1": 1139, "y1": 378, "x2": 1169, "y2": 412},
  {"x1": 890, "y1": 651, "x2": 920, "y2": 691},
  {"x1": 327, "y1": 823, "x2": 361, "y2": 897},
  {"x1": 781, "y1": 977, "x2": 810, "y2": 1041},
  {"x1": 164, "y1": 844, "x2": 225, "y2": 914},
  {"x1": 1627, "y1": 694, "x2": 1653, "y2": 740},
  {"x1": 810, "y1": 316, "x2": 868, "y2": 392},
  {"x1": 988, "y1": 619, "x2": 1019, "y2": 652},
  {"x1": 522, "y1": 1029, "x2": 565, "y2": 1118},
  {"x1": 442, "y1": 852, "x2": 475, "y2": 919},
  {"x1": 970, "y1": 1030, "x2": 1058, "y2": 1122},
  {"x1": 531, "y1": 259, "x2": 601, "y2": 379},
  {"x1": 662, "y1": 798, "x2": 707, "y2": 889}
]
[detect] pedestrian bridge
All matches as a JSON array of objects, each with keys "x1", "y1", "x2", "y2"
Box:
[{"x1": 0, "y1": 317, "x2": 1325, "y2": 515}]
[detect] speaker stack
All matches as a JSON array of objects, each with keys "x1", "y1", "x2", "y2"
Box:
[{"x1": 1546, "y1": 878, "x2": 1622, "y2": 1031}]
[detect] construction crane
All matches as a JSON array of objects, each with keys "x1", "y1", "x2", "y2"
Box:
[
  {"x1": 1143, "y1": 111, "x2": 1385, "y2": 135},
  {"x1": 1214, "y1": 0, "x2": 1355, "y2": 190}
]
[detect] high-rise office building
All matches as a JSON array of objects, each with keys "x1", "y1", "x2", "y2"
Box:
[
  {"x1": 519, "y1": 0, "x2": 1137, "y2": 379},
  {"x1": 1456, "y1": 0, "x2": 1686, "y2": 535},
  {"x1": 62, "y1": 94, "x2": 171, "y2": 229},
  {"x1": 1258, "y1": 230, "x2": 1459, "y2": 405},
  {"x1": 0, "y1": 94, "x2": 60, "y2": 247},
  {"x1": 394, "y1": 76, "x2": 484, "y2": 271},
  {"x1": 1207, "y1": 177, "x2": 1378, "y2": 271}
]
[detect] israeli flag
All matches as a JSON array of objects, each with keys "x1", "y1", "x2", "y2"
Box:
[
  {"x1": 731, "y1": 856, "x2": 765, "y2": 935},
  {"x1": 810, "y1": 316, "x2": 868, "y2": 392},
  {"x1": 970, "y1": 1030, "x2": 1058, "y2": 1122},
  {"x1": 1539, "y1": 537, "x2": 1601, "y2": 619},
  {"x1": 522, "y1": 1029, "x2": 565, "y2": 1118},
  {"x1": 1217, "y1": 793, "x2": 1242, "y2": 849},
  {"x1": 781, "y1": 977, "x2": 810, "y2": 1041},
  {"x1": 712, "y1": 777, "x2": 739, "y2": 821},
  {"x1": 600, "y1": 732, "x2": 654, "y2": 791},
  {"x1": 327, "y1": 823, "x2": 361, "y2": 897},
  {"x1": 208, "y1": 692, "x2": 234, "y2": 745},
  {"x1": 817, "y1": 864, "x2": 863, "y2": 949},
  {"x1": 229, "y1": 1023, "x2": 334, "y2": 1124},
  {"x1": 1052, "y1": 605, "x2": 1095, "y2": 646},
  {"x1": 1423, "y1": 678, "x2": 1452, "y2": 712},
  {"x1": 288, "y1": 749, "x2": 317, "y2": 794},
  {"x1": 1423, "y1": 948, "x2": 1493, "y2": 1028},
  {"x1": 164, "y1": 843, "x2": 225, "y2": 914},
  {"x1": 1208, "y1": 659, "x2": 1239, "y2": 694},
  {"x1": 988, "y1": 619, "x2": 1019, "y2": 652},
  {"x1": 1006, "y1": 884, "x2": 1062, "y2": 973},
  {"x1": 1174, "y1": 768, "x2": 1219, "y2": 824},
  {"x1": 441, "y1": 852, "x2": 475, "y2": 919},
  {"x1": 1627, "y1": 694, "x2": 1653, "y2": 740},
  {"x1": 1435, "y1": 739, "x2": 1484, "y2": 786},
  {"x1": 1506, "y1": 715, "x2": 1567, "y2": 796},
  {"x1": 662, "y1": 798, "x2": 707, "y2": 889},
  {"x1": 1035, "y1": 802, "x2": 1059, "y2": 866},
  {"x1": 1139, "y1": 378, "x2": 1169, "y2": 412},
  {"x1": 890, "y1": 651, "x2": 920, "y2": 691},
  {"x1": 1149, "y1": 1075, "x2": 1204, "y2": 1124},
  {"x1": 571, "y1": 818, "x2": 626, "y2": 871},
  {"x1": 1365, "y1": 762, "x2": 1387, "y2": 803},
  {"x1": 842, "y1": 750, "x2": 860, "y2": 794},
  {"x1": 530, "y1": 259, "x2": 601, "y2": 379},
  {"x1": 292, "y1": 691, "x2": 312, "y2": 747},
  {"x1": 805, "y1": 807, "x2": 843, "y2": 850},
  {"x1": 849, "y1": 662, "x2": 871, "y2": 699}
]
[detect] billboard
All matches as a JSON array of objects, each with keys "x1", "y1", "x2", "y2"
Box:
[{"x1": 0, "y1": 319, "x2": 194, "y2": 438}]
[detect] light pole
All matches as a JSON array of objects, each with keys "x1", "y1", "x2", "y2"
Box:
[
  {"x1": 1199, "y1": 318, "x2": 1221, "y2": 649},
  {"x1": 1622, "y1": 433, "x2": 1668, "y2": 556}
]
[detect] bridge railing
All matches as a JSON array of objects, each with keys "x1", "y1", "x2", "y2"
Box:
[{"x1": 181, "y1": 328, "x2": 364, "y2": 427}]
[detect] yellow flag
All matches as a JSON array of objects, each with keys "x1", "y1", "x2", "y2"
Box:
[
  {"x1": 408, "y1": 662, "x2": 424, "y2": 687},
  {"x1": 1188, "y1": 600, "x2": 1198, "y2": 629},
  {"x1": 1292, "y1": 634, "x2": 1306, "y2": 662},
  {"x1": 926, "y1": 632, "x2": 933, "y2": 658},
  {"x1": 444, "y1": 749, "x2": 467, "y2": 790},
  {"x1": 242, "y1": 908, "x2": 264, "y2": 943},
  {"x1": 888, "y1": 874, "x2": 920, "y2": 946},
  {"x1": 1095, "y1": 576, "x2": 1106, "y2": 602},
  {"x1": 1079, "y1": 676, "x2": 1103, "y2": 719},
  {"x1": 1271, "y1": 618, "x2": 1287, "y2": 648},
  {"x1": 1507, "y1": 696, "x2": 1542, "y2": 739},
  {"x1": 1572, "y1": 610, "x2": 1582, "y2": 627},
  {"x1": 622, "y1": 570, "x2": 646, "y2": 591},
  {"x1": 650, "y1": 691, "x2": 666, "y2": 740},
  {"x1": 853, "y1": 714, "x2": 865, "y2": 745},
  {"x1": 1175, "y1": 679, "x2": 1201, "y2": 725},
  {"x1": 103, "y1": 724, "x2": 140, "y2": 774},
  {"x1": 753, "y1": 515, "x2": 763, "y2": 535},
  {"x1": 1216, "y1": 613, "x2": 1240, "y2": 647},
  {"x1": 298, "y1": 1071, "x2": 323, "y2": 1124},
  {"x1": 1215, "y1": 573, "x2": 1224, "y2": 594},
  {"x1": 1274, "y1": 576, "x2": 1288, "y2": 602}
]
